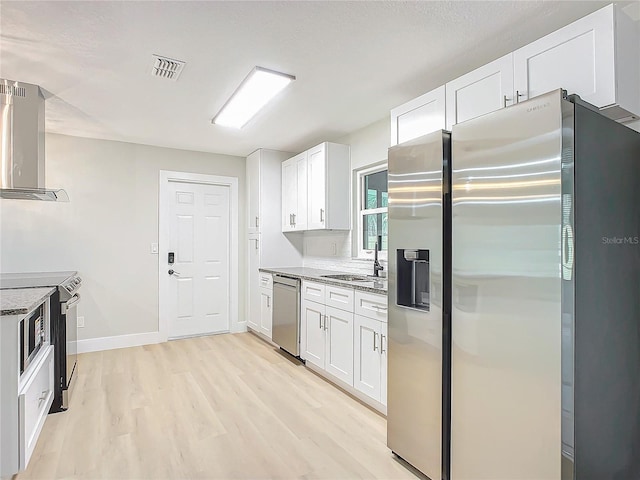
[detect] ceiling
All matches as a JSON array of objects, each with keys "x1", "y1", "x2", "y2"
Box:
[{"x1": 0, "y1": 0, "x2": 628, "y2": 158}]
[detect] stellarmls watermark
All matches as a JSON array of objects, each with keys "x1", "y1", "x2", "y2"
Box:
[{"x1": 602, "y1": 236, "x2": 639, "y2": 245}]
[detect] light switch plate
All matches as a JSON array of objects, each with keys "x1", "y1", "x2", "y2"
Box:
[
  {"x1": 77, "y1": 316, "x2": 85, "y2": 328},
  {"x1": 150, "y1": 243, "x2": 159, "y2": 254}
]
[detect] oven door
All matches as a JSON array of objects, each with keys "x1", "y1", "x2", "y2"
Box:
[{"x1": 62, "y1": 293, "x2": 80, "y2": 407}]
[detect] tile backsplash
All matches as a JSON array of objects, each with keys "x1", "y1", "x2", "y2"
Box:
[{"x1": 302, "y1": 230, "x2": 387, "y2": 275}]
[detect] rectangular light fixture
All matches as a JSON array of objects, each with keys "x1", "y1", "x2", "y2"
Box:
[{"x1": 212, "y1": 66, "x2": 295, "y2": 129}]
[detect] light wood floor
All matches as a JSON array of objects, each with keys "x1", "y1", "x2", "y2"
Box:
[{"x1": 18, "y1": 332, "x2": 421, "y2": 480}]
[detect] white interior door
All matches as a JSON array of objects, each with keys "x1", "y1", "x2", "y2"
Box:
[{"x1": 168, "y1": 180, "x2": 230, "y2": 338}]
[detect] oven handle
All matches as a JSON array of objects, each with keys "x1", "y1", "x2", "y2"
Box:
[{"x1": 63, "y1": 293, "x2": 81, "y2": 313}]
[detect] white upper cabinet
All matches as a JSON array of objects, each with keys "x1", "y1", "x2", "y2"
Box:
[
  {"x1": 390, "y1": 86, "x2": 446, "y2": 146},
  {"x1": 307, "y1": 144, "x2": 326, "y2": 230},
  {"x1": 282, "y1": 142, "x2": 350, "y2": 232},
  {"x1": 393, "y1": 4, "x2": 639, "y2": 135},
  {"x1": 514, "y1": 4, "x2": 639, "y2": 122},
  {"x1": 281, "y1": 152, "x2": 307, "y2": 232},
  {"x1": 296, "y1": 153, "x2": 308, "y2": 230},
  {"x1": 446, "y1": 54, "x2": 515, "y2": 130}
]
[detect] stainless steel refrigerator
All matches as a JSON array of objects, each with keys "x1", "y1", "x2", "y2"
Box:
[
  {"x1": 450, "y1": 89, "x2": 640, "y2": 479},
  {"x1": 387, "y1": 130, "x2": 452, "y2": 480}
]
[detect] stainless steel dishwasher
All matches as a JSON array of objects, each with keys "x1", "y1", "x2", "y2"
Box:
[{"x1": 272, "y1": 274, "x2": 301, "y2": 357}]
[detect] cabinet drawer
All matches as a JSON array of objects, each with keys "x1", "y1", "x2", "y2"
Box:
[
  {"x1": 258, "y1": 273, "x2": 273, "y2": 290},
  {"x1": 325, "y1": 285, "x2": 354, "y2": 312},
  {"x1": 302, "y1": 281, "x2": 325, "y2": 303},
  {"x1": 19, "y1": 345, "x2": 54, "y2": 470},
  {"x1": 355, "y1": 291, "x2": 388, "y2": 322}
]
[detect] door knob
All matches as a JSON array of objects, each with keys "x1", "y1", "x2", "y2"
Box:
[{"x1": 168, "y1": 269, "x2": 180, "y2": 277}]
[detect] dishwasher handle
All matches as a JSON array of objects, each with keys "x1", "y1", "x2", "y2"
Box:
[{"x1": 273, "y1": 275, "x2": 300, "y2": 289}]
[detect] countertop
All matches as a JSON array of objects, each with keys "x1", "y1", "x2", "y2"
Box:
[
  {"x1": 0, "y1": 270, "x2": 76, "y2": 289},
  {"x1": 0, "y1": 286, "x2": 56, "y2": 317},
  {"x1": 259, "y1": 267, "x2": 387, "y2": 294}
]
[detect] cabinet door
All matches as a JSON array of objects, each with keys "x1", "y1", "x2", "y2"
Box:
[
  {"x1": 306, "y1": 144, "x2": 326, "y2": 230},
  {"x1": 247, "y1": 150, "x2": 260, "y2": 233},
  {"x1": 324, "y1": 306, "x2": 354, "y2": 385},
  {"x1": 513, "y1": 5, "x2": 615, "y2": 107},
  {"x1": 391, "y1": 86, "x2": 446, "y2": 146},
  {"x1": 294, "y1": 153, "x2": 308, "y2": 230},
  {"x1": 446, "y1": 54, "x2": 514, "y2": 130},
  {"x1": 259, "y1": 288, "x2": 272, "y2": 339},
  {"x1": 353, "y1": 314, "x2": 382, "y2": 402},
  {"x1": 247, "y1": 235, "x2": 260, "y2": 330},
  {"x1": 380, "y1": 321, "x2": 388, "y2": 407},
  {"x1": 281, "y1": 158, "x2": 297, "y2": 232},
  {"x1": 302, "y1": 300, "x2": 325, "y2": 369}
]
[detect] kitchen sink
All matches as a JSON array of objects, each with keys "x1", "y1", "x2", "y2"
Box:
[{"x1": 321, "y1": 274, "x2": 369, "y2": 282}]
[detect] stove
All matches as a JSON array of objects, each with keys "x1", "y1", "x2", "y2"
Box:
[{"x1": 0, "y1": 271, "x2": 82, "y2": 412}]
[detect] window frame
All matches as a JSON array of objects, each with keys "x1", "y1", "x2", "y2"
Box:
[{"x1": 356, "y1": 163, "x2": 388, "y2": 260}]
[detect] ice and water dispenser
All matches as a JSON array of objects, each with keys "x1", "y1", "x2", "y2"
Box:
[{"x1": 396, "y1": 249, "x2": 430, "y2": 311}]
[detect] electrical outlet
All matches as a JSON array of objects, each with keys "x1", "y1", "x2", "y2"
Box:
[
  {"x1": 77, "y1": 316, "x2": 85, "y2": 328},
  {"x1": 150, "y1": 242, "x2": 159, "y2": 254}
]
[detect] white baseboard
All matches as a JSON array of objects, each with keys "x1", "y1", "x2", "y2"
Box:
[{"x1": 77, "y1": 331, "x2": 163, "y2": 354}]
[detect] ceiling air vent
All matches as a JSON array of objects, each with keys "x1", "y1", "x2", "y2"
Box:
[
  {"x1": 151, "y1": 55, "x2": 186, "y2": 81},
  {"x1": 0, "y1": 84, "x2": 26, "y2": 97}
]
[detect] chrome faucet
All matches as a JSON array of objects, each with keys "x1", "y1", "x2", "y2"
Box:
[{"x1": 373, "y1": 239, "x2": 384, "y2": 277}]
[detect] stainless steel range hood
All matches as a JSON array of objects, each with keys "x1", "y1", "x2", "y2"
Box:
[{"x1": 0, "y1": 79, "x2": 68, "y2": 201}]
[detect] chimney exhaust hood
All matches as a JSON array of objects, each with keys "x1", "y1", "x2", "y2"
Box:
[{"x1": 0, "y1": 79, "x2": 68, "y2": 201}]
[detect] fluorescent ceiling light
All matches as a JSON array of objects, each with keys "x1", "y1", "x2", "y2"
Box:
[{"x1": 212, "y1": 67, "x2": 295, "y2": 128}]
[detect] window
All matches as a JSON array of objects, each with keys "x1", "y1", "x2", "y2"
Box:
[{"x1": 357, "y1": 164, "x2": 388, "y2": 259}]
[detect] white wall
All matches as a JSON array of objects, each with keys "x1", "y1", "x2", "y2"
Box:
[
  {"x1": 302, "y1": 117, "x2": 390, "y2": 273},
  {"x1": 0, "y1": 134, "x2": 245, "y2": 342}
]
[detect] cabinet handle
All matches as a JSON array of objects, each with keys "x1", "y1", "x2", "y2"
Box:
[
  {"x1": 267, "y1": 296, "x2": 270, "y2": 308},
  {"x1": 324, "y1": 315, "x2": 328, "y2": 331},
  {"x1": 254, "y1": 239, "x2": 259, "y2": 250},
  {"x1": 319, "y1": 315, "x2": 323, "y2": 329},
  {"x1": 503, "y1": 95, "x2": 508, "y2": 108},
  {"x1": 320, "y1": 208, "x2": 324, "y2": 223},
  {"x1": 292, "y1": 213, "x2": 296, "y2": 226},
  {"x1": 516, "y1": 90, "x2": 525, "y2": 104},
  {"x1": 380, "y1": 334, "x2": 386, "y2": 354},
  {"x1": 38, "y1": 390, "x2": 48, "y2": 407},
  {"x1": 373, "y1": 331, "x2": 378, "y2": 351},
  {"x1": 289, "y1": 214, "x2": 293, "y2": 226},
  {"x1": 255, "y1": 216, "x2": 259, "y2": 228}
]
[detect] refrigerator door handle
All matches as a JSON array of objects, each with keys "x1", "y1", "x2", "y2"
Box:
[
  {"x1": 380, "y1": 334, "x2": 386, "y2": 354},
  {"x1": 373, "y1": 331, "x2": 378, "y2": 351}
]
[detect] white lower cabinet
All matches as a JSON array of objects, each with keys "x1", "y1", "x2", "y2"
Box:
[
  {"x1": 301, "y1": 300, "x2": 354, "y2": 385},
  {"x1": 19, "y1": 345, "x2": 55, "y2": 470},
  {"x1": 259, "y1": 287, "x2": 273, "y2": 338},
  {"x1": 354, "y1": 315, "x2": 388, "y2": 406},
  {"x1": 300, "y1": 280, "x2": 387, "y2": 412},
  {"x1": 247, "y1": 235, "x2": 260, "y2": 331},
  {"x1": 324, "y1": 306, "x2": 353, "y2": 385},
  {"x1": 302, "y1": 299, "x2": 325, "y2": 368}
]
